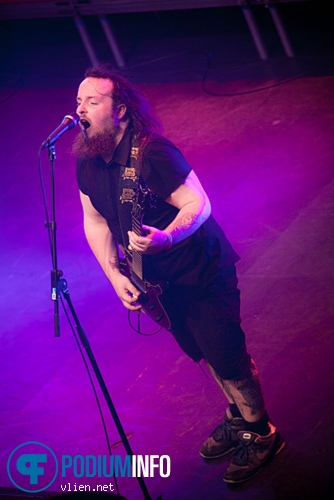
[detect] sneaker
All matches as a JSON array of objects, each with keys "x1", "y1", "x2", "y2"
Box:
[
  {"x1": 200, "y1": 410, "x2": 245, "y2": 459},
  {"x1": 223, "y1": 422, "x2": 285, "y2": 483}
]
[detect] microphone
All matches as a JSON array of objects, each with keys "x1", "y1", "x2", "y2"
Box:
[{"x1": 40, "y1": 114, "x2": 79, "y2": 150}]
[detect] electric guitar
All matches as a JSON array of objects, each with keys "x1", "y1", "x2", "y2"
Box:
[{"x1": 120, "y1": 182, "x2": 171, "y2": 330}]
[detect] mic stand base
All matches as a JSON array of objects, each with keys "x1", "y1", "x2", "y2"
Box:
[{"x1": 58, "y1": 278, "x2": 152, "y2": 500}]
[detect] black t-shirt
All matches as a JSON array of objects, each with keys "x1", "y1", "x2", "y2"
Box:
[{"x1": 77, "y1": 130, "x2": 239, "y2": 287}]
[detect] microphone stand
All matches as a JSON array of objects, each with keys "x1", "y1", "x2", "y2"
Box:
[
  {"x1": 48, "y1": 145, "x2": 61, "y2": 337},
  {"x1": 45, "y1": 143, "x2": 153, "y2": 500}
]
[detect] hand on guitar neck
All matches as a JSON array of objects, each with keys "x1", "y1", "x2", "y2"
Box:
[{"x1": 127, "y1": 225, "x2": 172, "y2": 254}]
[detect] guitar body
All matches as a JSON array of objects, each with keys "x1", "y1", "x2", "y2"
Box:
[{"x1": 119, "y1": 257, "x2": 171, "y2": 330}]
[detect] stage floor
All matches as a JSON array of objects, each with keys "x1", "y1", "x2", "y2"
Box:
[{"x1": 1, "y1": 3, "x2": 334, "y2": 499}]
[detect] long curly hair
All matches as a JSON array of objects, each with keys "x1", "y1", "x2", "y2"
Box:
[{"x1": 84, "y1": 63, "x2": 162, "y2": 141}]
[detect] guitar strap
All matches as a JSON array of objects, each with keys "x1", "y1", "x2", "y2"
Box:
[
  {"x1": 117, "y1": 133, "x2": 141, "y2": 257},
  {"x1": 117, "y1": 133, "x2": 172, "y2": 332}
]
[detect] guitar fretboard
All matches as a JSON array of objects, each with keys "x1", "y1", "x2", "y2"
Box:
[{"x1": 132, "y1": 215, "x2": 143, "y2": 280}]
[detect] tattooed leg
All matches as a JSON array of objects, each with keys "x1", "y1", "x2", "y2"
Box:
[
  {"x1": 206, "y1": 362, "x2": 235, "y2": 405},
  {"x1": 207, "y1": 359, "x2": 266, "y2": 422}
]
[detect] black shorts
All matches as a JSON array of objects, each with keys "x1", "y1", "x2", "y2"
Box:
[{"x1": 161, "y1": 265, "x2": 252, "y2": 380}]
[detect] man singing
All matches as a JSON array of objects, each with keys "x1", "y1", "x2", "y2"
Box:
[{"x1": 72, "y1": 63, "x2": 284, "y2": 484}]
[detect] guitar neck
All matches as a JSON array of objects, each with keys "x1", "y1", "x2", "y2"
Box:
[
  {"x1": 130, "y1": 181, "x2": 153, "y2": 283},
  {"x1": 131, "y1": 217, "x2": 144, "y2": 280}
]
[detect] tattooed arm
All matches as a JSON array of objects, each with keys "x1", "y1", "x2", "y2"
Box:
[
  {"x1": 164, "y1": 170, "x2": 211, "y2": 243},
  {"x1": 127, "y1": 170, "x2": 211, "y2": 254}
]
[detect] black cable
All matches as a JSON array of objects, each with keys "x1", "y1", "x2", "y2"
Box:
[
  {"x1": 0, "y1": 76, "x2": 22, "y2": 104},
  {"x1": 128, "y1": 310, "x2": 163, "y2": 336},
  {"x1": 0, "y1": 86, "x2": 21, "y2": 104},
  {"x1": 201, "y1": 52, "x2": 314, "y2": 97},
  {"x1": 60, "y1": 294, "x2": 120, "y2": 497},
  {"x1": 202, "y1": 70, "x2": 312, "y2": 97},
  {"x1": 39, "y1": 150, "x2": 121, "y2": 496},
  {"x1": 38, "y1": 148, "x2": 52, "y2": 255}
]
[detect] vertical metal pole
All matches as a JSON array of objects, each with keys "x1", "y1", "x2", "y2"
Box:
[
  {"x1": 241, "y1": 6, "x2": 268, "y2": 60},
  {"x1": 269, "y1": 6, "x2": 295, "y2": 58},
  {"x1": 60, "y1": 285, "x2": 153, "y2": 499},
  {"x1": 99, "y1": 15, "x2": 125, "y2": 68},
  {"x1": 74, "y1": 16, "x2": 99, "y2": 66}
]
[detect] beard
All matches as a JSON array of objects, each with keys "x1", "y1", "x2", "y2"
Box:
[{"x1": 71, "y1": 124, "x2": 120, "y2": 160}]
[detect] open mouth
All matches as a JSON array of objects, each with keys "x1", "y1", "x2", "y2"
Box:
[{"x1": 80, "y1": 119, "x2": 91, "y2": 130}]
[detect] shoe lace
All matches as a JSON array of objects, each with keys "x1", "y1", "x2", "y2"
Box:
[
  {"x1": 232, "y1": 440, "x2": 267, "y2": 466},
  {"x1": 232, "y1": 442, "x2": 250, "y2": 465},
  {"x1": 212, "y1": 422, "x2": 232, "y2": 442}
]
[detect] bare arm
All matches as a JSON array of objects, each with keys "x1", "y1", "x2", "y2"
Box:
[
  {"x1": 80, "y1": 191, "x2": 141, "y2": 310},
  {"x1": 164, "y1": 169, "x2": 211, "y2": 242},
  {"x1": 128, "y1": 170, "x2": 211, "y2": 254}
]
